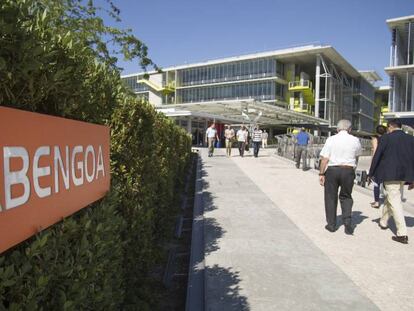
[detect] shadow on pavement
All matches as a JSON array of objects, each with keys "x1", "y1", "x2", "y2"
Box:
[
  {"x1": 204, "y1": 216, "x2": 224, "y2": 256},
  {"x1": 372, "y1": 216, "x2": 414, "y2": 235},
  {"x1": 337, "y1": 211, "x2": 369, "y2": 228},
  {"x1": 199, "y1": 157, "x2": 250, "y2": 310},
  {"x1": 205, "y1": 265, "x2": 250, "y2": 311}
]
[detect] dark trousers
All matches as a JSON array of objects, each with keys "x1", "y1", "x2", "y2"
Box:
[
  {"x1": 253, "y1": 141, "x2": 260, "y2": 157},
  {"x1": 238, "y1": 141, "x2": 245, "y2": 157},
  {"x1": 295, "y1": 145, "x2": 307, "y2": 169},
  {"x1": 324, "y1": 167, "x2": 355, "y2": 228},
  {"x1": 374, "y1": 183, "x2": 380, "y2": 202}
]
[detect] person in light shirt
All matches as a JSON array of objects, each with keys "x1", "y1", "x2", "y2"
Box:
[
  {"x1": 262, "y1": 130, "x2": 268, "y2": 148},
  {"x1": 224, "y1": 125, "x2": 235, "y2": 157},
  {"x1": 319, "y1": 119, "x2": 362, "y2": 235},
  {"x1": 205, "y1": 123, "x2": 219, "y2": 157},
  {"x1": 236, "y1": 126, "x2": 248, "y2": 157}
]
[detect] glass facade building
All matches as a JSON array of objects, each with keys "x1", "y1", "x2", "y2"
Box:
[
  {"x1": 122, "y1": 76, "x2": 149, "y2": 93},
  {"x1": 121, "y1": 44, "x2": 380, "y2": 134},
  {"x1": 177, "y1": 58, "x2": 284, "y2": 87},
  {"x1": 177, "y1": 80, "x2": 284, "y2": 103},
  {"x1": 352, "y1": 79, "x2": 376, "y2": 133},
  {"x1": 386, "y1": 16, "x2": 414, "y2": 120}
]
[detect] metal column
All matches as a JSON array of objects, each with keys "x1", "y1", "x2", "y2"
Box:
[
  {"x1": 408, "y1": 22, "x2": 412, "y2": 64},
  {"x1": 315, "y1": 55, "x2": 321, "y2": 118},
  {"x1": 187, "y1": 116, "x2": 192, "y2": 134},
  {"x1": 411, "y1": 75, "x2": 414, "y2": 111},
  {"x1": 405, "y1": 72, "x2": 409, "y2": 111}
]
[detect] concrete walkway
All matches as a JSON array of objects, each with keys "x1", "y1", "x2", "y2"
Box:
[{"x1": 197, "y1": 147, "x2": 414, "y2": 311}]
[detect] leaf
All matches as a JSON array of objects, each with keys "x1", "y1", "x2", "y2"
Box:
[
  {"x1": 2, "y1": 265, "x2": 14, "y2": 279},
  {"x1": 2, "y1": 279, "x2": 16, "y2": 287},
  {"x1": 63, "y1": 301, "x2": 74, "y2": 310},
  {"x1": 41, "y1": 9, "x2": 48, "y2": 22},
  {"x1": 39, "y1": 234, "x2": 48, "y2": 247},
  {"x1": 37, "y1": 275, "x2": 48, "y2": 287}
]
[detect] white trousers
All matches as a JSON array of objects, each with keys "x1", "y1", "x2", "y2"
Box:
[{"x1": 381, "y1": 181, "x2": 407, "y2": 236}]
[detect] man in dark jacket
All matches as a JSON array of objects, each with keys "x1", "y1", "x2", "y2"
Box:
[{"x1": 369, "y1": 119, "x2": 414, "y2": 244}]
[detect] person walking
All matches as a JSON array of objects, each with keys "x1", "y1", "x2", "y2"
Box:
[
  {"x1": 370, "y1": 125, "x2": 387, "y2": 208},
  {"x1": 368, "y1": 119, "x2": 414, "y2": 244},
  {"x1": 205, "y1": 123, "x2": 219, "y2": 157},
  {"x1": 295, "y1": 127, "x2": 310, "y2": 170},
  {"x1": 252, "y1": 126, "x2": 263, "y2": 158},
  {"x1": 237, "y1": 126, "x2": 248, "y2": 157},
  {"x1": 262, "y1": 129, "x2": 268, "y2": 148},
  {"x1": 224, "y1": 125, "x2": 235, "y2": 157},
  {"x1": 319, "y1": 120, "x2": 362, "y2": 235}
]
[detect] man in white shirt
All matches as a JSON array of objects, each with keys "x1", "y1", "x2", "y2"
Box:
[
  {"x1": 205, "y1": 123, "x2": 219, "y2": 157},
  {"x1": 236, "y1": 126, "x2": 248, "y2": 157},
  {"x1": 319, "y1": 119, "x2": 362, "y2": 235}
]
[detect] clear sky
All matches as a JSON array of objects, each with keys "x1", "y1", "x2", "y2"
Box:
[{"x1": 106, "y1": 0, "x2": 413, "y2": 85}]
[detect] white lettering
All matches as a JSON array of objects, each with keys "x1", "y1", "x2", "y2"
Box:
[
  {"x1": 2, "y1": 144, "x2": 106, "y2": 209},
  {"x1": 54, "y1": 146, "x2": 70, "y2": 193},
  {"x1": 84, "y1": 145, "x2": 96, "y2": 183},
  {"x1": 33, "y1": 146, "x2": 51, "y2": 198},
  {"x1": 71, "y1": 146, "x2": 84, "y2": 186},
  {"x1": 3, "y1": 147, "x2": 30, "y2": 209},
  {"x1": 96, "y1": 145, "x2": 105, "y2": 179}
]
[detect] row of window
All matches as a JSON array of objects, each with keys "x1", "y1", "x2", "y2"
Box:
[
  {"x1": 177, "y1": 58, "x2": 284, "y2": 87},
  {"x1": 356, "y1": 78, "x2": 375, "y2": 100},
  {"x1": 353, "y1": 95, "x2": 374, "y2": 116},
  {"x1": 176, "y1": 81, "x2": 284, "y2": 103},
  {"x1": 122, "y1": 76, "x2": 149, "y2": 92},
  {"x1": 353, "y1": 115, "x2": 374, "y2": 133},
  {"x1": 137, "y1": 92, "x2": 149, "y2": 101}
]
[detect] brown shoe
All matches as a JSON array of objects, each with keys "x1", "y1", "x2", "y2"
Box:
[
  {"x1": 392, "y1": 236, "x2": 408, "y2": 244},
  {"x1": 371, "y1": 202, "x2": 380, "y2": 209}
]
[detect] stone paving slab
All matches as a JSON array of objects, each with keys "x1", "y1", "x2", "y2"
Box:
[{"x1": 200, "y1": 148, "x2": 379, "y2": 311}]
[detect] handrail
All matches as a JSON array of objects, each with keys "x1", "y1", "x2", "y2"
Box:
[
  {"x1": 138, "y1": 79, "x2": 175, "y2": 93},
  {"x1": 288, "y1": 80, "x2": 312, "y2": 88}
]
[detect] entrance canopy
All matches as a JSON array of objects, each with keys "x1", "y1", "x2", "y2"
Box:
[{"x1": 158, "y1": 99, "x2": 329, "y2": 127}]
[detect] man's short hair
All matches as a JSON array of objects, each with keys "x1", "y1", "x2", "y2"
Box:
[
  {"x1": 387, "y1": 119, "x2": 402, "y2": 129},
  {"x1": 337, "y1": 119, "x2": 352, "y2": 131}
]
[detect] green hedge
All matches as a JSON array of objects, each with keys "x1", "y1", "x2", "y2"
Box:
[{"x1": 0, "y1": 0, "x2": 191, "y2": 310}]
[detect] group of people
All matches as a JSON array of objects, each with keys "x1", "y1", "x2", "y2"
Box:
[
  {"x1": 208, "y1": 119, "x2": 414, "y2": 244},
  {"x1": 206, "y1": 123, "x2": 268, "y2": 158},
  {"x1": 318, "y1": 119, "x2": 414, "y2": 244}
]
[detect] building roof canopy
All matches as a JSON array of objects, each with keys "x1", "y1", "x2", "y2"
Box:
[
  {"x1": 386, "y1": 15, "x2": 414, "y2": 28},
  {"x1": 159, "y1": 99, "x2": 329, "y2": 127},
  {"x1": 122, "y1": 45, "x2": 368, "y2": 81}
]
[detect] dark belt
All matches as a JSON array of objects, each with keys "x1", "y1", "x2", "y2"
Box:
[{"x1": 330, "y1": 165, "x2": 354, "y2": 169}]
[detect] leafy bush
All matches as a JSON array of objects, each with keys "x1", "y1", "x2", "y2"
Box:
[{"x1": 0, "y1": 0, "x2": 191, "y2": 309}]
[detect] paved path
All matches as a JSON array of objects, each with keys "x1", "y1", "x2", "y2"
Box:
[{"x1": 198, "y1": 147, "x2": 414, "y2": 311}]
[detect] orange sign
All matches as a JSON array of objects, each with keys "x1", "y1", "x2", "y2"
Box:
[{"x1": 0, "y1": 107, "x2": 110, "y2": 253}]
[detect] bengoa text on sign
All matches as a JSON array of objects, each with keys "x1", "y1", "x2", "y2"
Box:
[
  {"x1": 0, "y1": 107, "x2": 110, "y2": 254},
  {"x1": 3, "y1": 144, "x2": 106, "y2": 210}
]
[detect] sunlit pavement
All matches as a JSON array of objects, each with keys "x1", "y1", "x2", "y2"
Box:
[{"x1": 198, "y1": 147, "x2": 414, "y2": 311}]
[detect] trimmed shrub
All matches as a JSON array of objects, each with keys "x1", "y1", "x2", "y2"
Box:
[{"x1": 0, "y1": 0, "x2": 191, "y2": 309}]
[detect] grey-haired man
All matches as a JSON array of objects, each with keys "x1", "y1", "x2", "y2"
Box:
[{"x1": 319, "y1": 120, "x2": 362, "y2": 235}]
